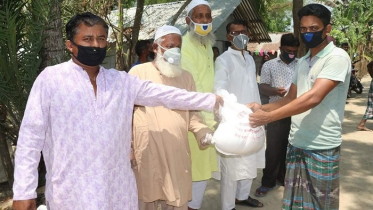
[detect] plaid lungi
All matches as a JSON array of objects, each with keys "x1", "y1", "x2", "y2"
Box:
[
  {"x1": 282, "y1": 144, "x2": 340, "y2": 210},
  {"x1": 363, "y1": 79, "x2": 373, "y2": 119}
]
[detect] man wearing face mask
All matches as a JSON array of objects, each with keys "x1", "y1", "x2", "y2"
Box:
[
  {"x1": 248, "y1": 4, "x2": 351, "y2": 210},
  {"x1": 180, "y1": 1, "x2": 218, "y2": 209},
  {"x1": 12, "y1": 13, "x2": 224, "y2": 210},
  {"x1": 129, "y1": 25, "x2": 213, "y2": 210},
  {"x1": 256, "y1": 33, "x2": 300, "y2": 197},
  {"x1": 214, "y1": 20, "x2": 265, "y2": 210}
]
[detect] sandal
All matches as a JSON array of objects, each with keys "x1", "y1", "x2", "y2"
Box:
[
  {"x1": 255, "y1": 186, "x2": 274, "y2": 197},
  {"x1": 235, "y1": 196, "x2": 263, "y2": 208}
]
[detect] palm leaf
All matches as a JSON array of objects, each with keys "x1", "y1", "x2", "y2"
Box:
[{"x1": 0, "y1": 0, "x2": 49, "y2": 144}]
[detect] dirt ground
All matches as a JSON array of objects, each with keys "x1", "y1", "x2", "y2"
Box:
[{"x1": 1, "y1": 76, "x2": 372, "y2": 210}]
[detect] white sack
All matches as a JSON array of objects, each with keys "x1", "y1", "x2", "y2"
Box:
[{"x1": 212, "y1": 90, "x2": 265, "y2": 155}]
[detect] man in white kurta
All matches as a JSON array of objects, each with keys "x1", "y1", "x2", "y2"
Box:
[
  {"x1": 214, "y1": 20, "x2": 265, "y2": 210},
  {"x1": 12, "y1": 13, "x2": 220, "y2": 210}
]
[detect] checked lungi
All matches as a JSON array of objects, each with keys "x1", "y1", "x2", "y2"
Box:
[
  {"x1": 363, "y1": 79, "x2": 373, "y2": 120},
  {"x1": 282, "y1": 145, "x2": 340, "y2": 210}
]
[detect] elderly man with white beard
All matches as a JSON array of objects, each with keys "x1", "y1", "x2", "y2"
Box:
[
  {"x1": 180, "y1": 1, "x2": 218, "y2": 209},
  {"x1": 129, "y1": 25, "x2": 214, "y2": 210}
]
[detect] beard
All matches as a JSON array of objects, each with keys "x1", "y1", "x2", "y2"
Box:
[
  {"x1": 189, "y1": 22, "x2": 216, "y2": 46},
  {"x1": 154, "y1": 49, "x2": 183, "y2": 78}
]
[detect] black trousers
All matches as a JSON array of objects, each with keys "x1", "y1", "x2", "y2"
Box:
[{"x1": 261, "y1": 117, "x2": 291, "y2": 188}]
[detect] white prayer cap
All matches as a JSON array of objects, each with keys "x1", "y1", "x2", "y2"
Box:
[
  {"x1": 186, "y1": 0, "x2": 210, "y2": 15},
  {"x1": 154, "y1": 25, "x2": 182, "y2": 41}
]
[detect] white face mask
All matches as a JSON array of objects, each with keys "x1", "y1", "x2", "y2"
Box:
[
  {"x1": 155, "y1": 46, "x2": 183, "y2": 78},
  {"x1": 159, "y1": 45, "x2": 181, "y2": 65}
]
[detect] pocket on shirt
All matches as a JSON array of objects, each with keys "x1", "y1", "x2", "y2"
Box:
[{"x1": 132, "y1": 125, "x2": 149, "y2": 164}]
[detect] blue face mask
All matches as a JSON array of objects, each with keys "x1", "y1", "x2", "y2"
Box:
[{"x1": 301, "y1": 28, "x2": 326, "y2": 49}]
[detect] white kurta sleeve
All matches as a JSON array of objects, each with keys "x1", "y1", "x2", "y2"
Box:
[
  {"x1": 214, "y1": 56, "x2": 229, "y2": 93},
  {"x1": 13, "y1": 71, "x2": 50, "y2": 200},
  {"x1": 132, "y1": 75, "x2": 216, "y2": 112}
]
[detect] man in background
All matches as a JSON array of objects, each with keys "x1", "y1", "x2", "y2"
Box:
[
  {"x1": 357, "y1": 60, "x2": 373, "y2": 131},
  {"x1": 212, "y1": 46, "x2": 220, "y2": 61},
  {"x1": 130, "y1": 25, "x2": 213, "y2": 210},
  {"x1": 181, "y1": 0, "x2": 218, "y2": 209},
  {"x1": 214, "y1": 19, "x2": 264, "y2": 210},
  {"x1": 131, "y1": 40, "x2": 151, "y2": 69},
  {"x1": 341, "y1": 42, "x2": 349, "y2": 52},
  {"x1": 256, "y1": 33, "x2": 299, "y2": 197}
]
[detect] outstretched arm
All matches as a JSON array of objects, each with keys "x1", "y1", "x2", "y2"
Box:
[
  {"x1": 250, "y1": 78, "x2": 340, "y2": 127},
  {"x1": 133, "y1": 76, "x2": 222, "y2": 112}
]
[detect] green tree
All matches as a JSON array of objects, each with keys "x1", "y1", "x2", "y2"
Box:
[
  {"x1": 331, "y1": 0, "x2": 373, "y2": 77},
  {"x1": 253, "y1": 0, "x2": 293, "y2": 32},
  {"x1": 0, "y1": 0, "x2": 50, "y2": 187}
]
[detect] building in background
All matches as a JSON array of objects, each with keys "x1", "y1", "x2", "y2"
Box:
[{"x1": 103, "y1": 0, "x2": 271, "y2": 69}]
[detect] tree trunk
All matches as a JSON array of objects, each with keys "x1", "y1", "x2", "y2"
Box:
[
  {"x1": 170, "y1": 0, "x2": 192, "y2": 25},
  {"x1": 40, "y1": 0, "x2": 65, "y2": 72},
  {"x1": 293, "y1": 0, "x2": 306, "y2": 57},
  {"x1": 38, "y1": 0, "x2": 64, "y2": 189},
  {"x1": 0, "y1": 104, "x2": 14, "y2": 188},
  {"x1": 127, "y1": 0, "x2": 145, "y2": 69},
  {"x1": 115, "y1": 0, "x2": 125, "y2": 70}
]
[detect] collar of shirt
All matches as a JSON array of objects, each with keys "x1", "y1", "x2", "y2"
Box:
[
  {"x1": 274, "y1": 57, "x2": 298, "y2": 65},
  {"x1": 68, "y1": 59, "x2": 104, "y2": 81},
  {"x1": 227, "y1": 47, "x2": 249, "y2": 56},
  {"x1": 304, "y1": 42, "x2": 336, "y2": 59}
]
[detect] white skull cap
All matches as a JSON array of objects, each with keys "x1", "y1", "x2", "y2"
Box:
[
  {"x1": 154, "y1": 25, "x2": 182, "y2": 41},
  {"x1": 187, "y1": 0, "x2": 210, "y2": 15}
]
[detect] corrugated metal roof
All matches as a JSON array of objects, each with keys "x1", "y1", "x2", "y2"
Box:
[
  {"x1": 108, "y1": 0, "x2": 271, "y2": 43},
  {"x1": 232, "y1": 0, "x2": 271, "y2": 43}
]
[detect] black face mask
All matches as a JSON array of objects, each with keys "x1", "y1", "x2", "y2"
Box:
[
  {"x1": 71, "y1": 41, "x2": 107, "y2": 66},
  {"x1": 281, "y1": 51, "x2": 296, "y2": 63},
  {"x1": 301, "y1": 28, "x2": 326, "y2": 49}
]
